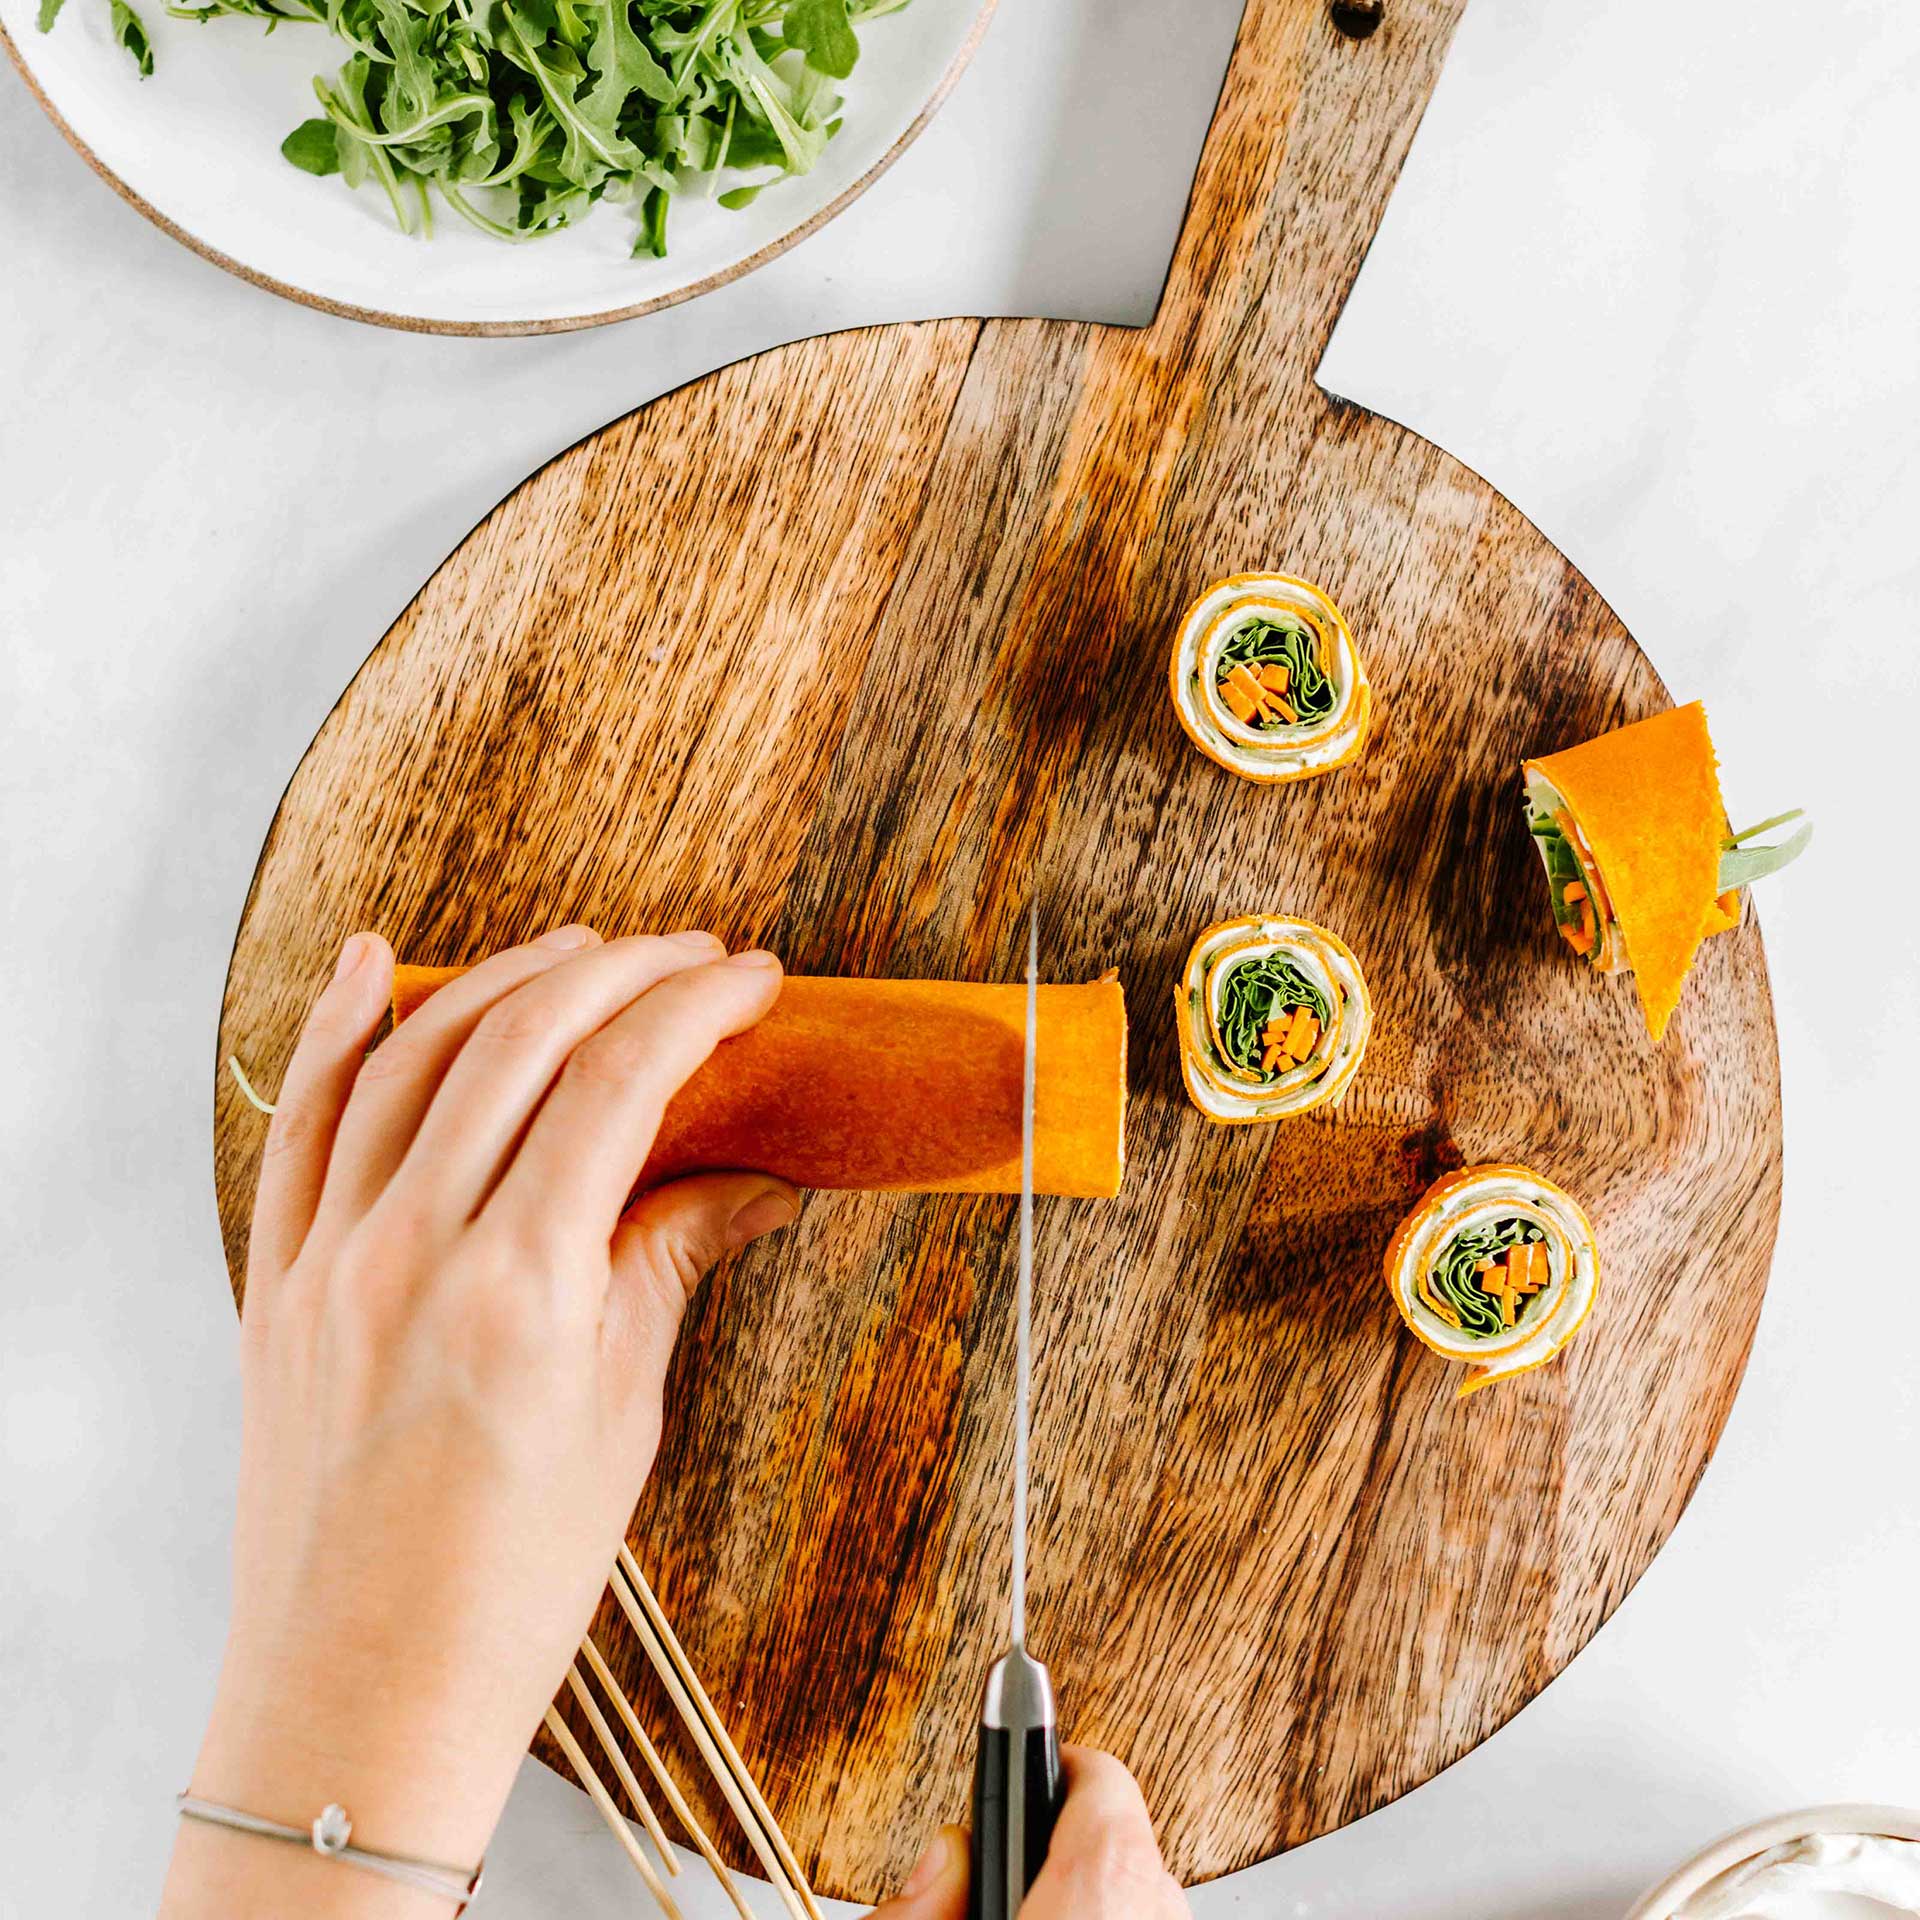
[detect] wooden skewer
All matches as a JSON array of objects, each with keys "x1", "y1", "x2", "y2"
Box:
[
  {"x1": 564, "y1": 1663, "x2": 680, "y2": 1877},
  {"x1": 616, "y1": 1546, "x2": 824, "y2": 1920},
  {"x1": 543, "y1": 1705, "x2": 683, "y2": 1920},
  {"x1": 608, "y1": 1563, "x2": 812, "y2": 1920},
  {"x1": 579, "y1": 1635, "x2": 757, "y2": 1920}
]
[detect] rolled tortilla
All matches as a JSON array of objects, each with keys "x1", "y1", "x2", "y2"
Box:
[
  {"x1": 1174, "y1": 914, "x2": 1371, "y2": 1122},
  {"x1": 1384, "y1": 1163, "x2": 1599, "y2": 1398},
  {"x1": 391, "y1": 964, "x2": 1126, "y2": 1198},
  {"x1": 1169, "y1": 573, "x2": 1372, "y2": 783},
  {"x1": 1522, "y1": 701, "x2": 1808, "y2": 1042}
]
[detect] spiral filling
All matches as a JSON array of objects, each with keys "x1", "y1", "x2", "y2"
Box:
[
  {"x1": 1417, "y1": 1211, "x2": 1563, "y2": 1338},
  {"x1": 1386, "y1": 1166, "x2": 1599, "y2": 1397},
  {"x1": 1212, "y1": 611, "x2": 1337, "y2": 731},
  {"x1": 1170, "y1": 575, "x2": 1371, "y2": 782},
  {"x1": 1176, "y1": 916, "x2": 1371, "y2": 1121}
]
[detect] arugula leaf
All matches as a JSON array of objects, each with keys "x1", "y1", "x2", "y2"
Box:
[
  {"x1": 281, "y1": 116, "x2": 342, "y2": 174},
  {"x1": 579, "y1": 0, "x2": 673, "y2": 108},
  {"x1": 110, "y1": 0, "x2": 154, "y2": 72},
  {"x1": 720, "y1": 38, "x2": 830, "y2": 174},
  {"x1": 784, "y1": 0, "x2": 858, "y2": 79},
  {"x1": 503, "y1": 4, "x2": 637, "y2": 185}
]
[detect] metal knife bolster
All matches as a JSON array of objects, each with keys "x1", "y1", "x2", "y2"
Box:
[{"x1": 967, "y1": 1646, "x2": 1063, "y2": 1920}]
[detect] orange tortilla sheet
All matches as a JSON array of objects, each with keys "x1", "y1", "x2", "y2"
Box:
[
  {"x1": 1526, "y1": 701, "x2": 1728, "y2": 1043},
  {"x1": 391, "y1": 964, "x2": 1126, "y2": 1198}
]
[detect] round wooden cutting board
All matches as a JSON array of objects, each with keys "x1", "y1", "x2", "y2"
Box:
[{"x1": 213, "y1": 0, "x2": 1782, "y2": 1898}]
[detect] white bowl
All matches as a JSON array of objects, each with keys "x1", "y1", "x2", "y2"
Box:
[
  {"x1": 1625, "y1": 1806, "x2": 1920, "y2": 1920},
  {"x1": 0, "y1": 0, "x2": 993, "y2": 333}
]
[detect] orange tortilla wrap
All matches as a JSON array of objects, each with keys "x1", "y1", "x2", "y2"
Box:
[
  {"x1": 1524, "y1": 702, "x2": 1729, "y2": 1042},
  {"x1": 392, "y1": 964, "x2": 1127, "y2": 1198}
]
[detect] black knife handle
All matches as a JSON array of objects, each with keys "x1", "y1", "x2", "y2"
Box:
[{"x1": 967, "y1": 1719, "x2": 1062, "y2": 1920}]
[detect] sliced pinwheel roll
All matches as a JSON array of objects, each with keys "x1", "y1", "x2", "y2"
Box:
[
  {"x1": 1522, "y1": 701, "x2": 1809, "y2": 1041},
  {"x1": 1175, "y1": 914, "x2": 1371, "y2": 1122},
  {"x1": 1169, "y1": 572, "x2": 1372, "y2": 783},
  {"x1": 1385, "y1": 1164, "x2": 1600, "y2": 1398}
]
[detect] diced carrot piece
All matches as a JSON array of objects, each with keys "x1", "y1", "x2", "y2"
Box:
[
  {"x1": 1222, "y1": 679, "x2": 1259, "y2": 724},
  {"x1": 1270, "y1": 695, "x2": 1298, "y2": 724},
  {"x1": 1284, "y1": 1008, "x2": 1318, "y2": 1057},
  {"x1": 1501, "y1": 1288, "x2": 1517, "y2": 1329},
  {"x1": 1257, "y1": 664, "x2": 1290, "y2": 694},
  {"x1": 1509, "y1": 1244, "x2": 1543, "y2": 1291},
  {"x1": 1226, "y1": 664, "x2": 1265, "y2": 699},
  {"x1": 1563, "y1": 882, "x2": 1587, "y2": 905},
  {"x1": 1559, "y1": 916, "x2": 1592, "y2": 956},
  {"x1": 1475, "y1": 1258, "x2": 1496, "y2": 1274}
]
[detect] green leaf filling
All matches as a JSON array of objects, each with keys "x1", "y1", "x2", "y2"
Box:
[
  {"x1": 1428, "y1": 1217, "x2": 1546, "y2": 1341},
  {"x1": 1215, "y1": 614, "x2": 1336, "y2": 726},
  {"x1": 1525, "y1": 800, "x2": 1810, "y2": 916},
  {"x1": 1215, "y1": 953, "x2": 1331, "y2": 1081},
  {"x1": 1527, "y1": 809, "x2": 1590, "y2": 928}
]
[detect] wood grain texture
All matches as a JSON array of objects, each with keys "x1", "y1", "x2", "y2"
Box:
[{"x1": 213, "y1": 0, "x2": 1782, "y2": 1897}]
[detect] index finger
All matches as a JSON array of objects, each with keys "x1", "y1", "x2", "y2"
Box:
[
  {"x1": 247, "y1": 931, "x2": 396, "y2": 1284},
  {"x1": 485, "y1": 950, "x2": 785, "y2": 1249}
]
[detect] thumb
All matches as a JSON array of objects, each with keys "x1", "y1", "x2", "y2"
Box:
[
  {"x1": 868, "y1": 1826, "x2": 968, "y2": 1920},
  {"x1": 604, "y1": 1170, "x2": 800, "y2": 1385}
]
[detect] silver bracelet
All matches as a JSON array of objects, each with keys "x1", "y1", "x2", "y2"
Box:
[{"x1": 176, "y1": 1794, "x2": 485, "y2": 1909}]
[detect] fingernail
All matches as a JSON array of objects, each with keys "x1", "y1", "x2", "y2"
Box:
[
  {"x1": 333, "y1": 933, "x2": 370, "y2": 981},
  {"x1": 725, "y1": 1187, "x2": 800, "y2": 1251},
  {"x1": 899, "y1": 1827, "x2": 962, "y2": 1899},
  {"x1": 727, "y1": 948, "x2": 780, "y2": 969},
  {"x1": 536, "y1": 924, "x2": 595, "y2": 950},
  {"x1": 667, "y1": 928, "x2": 724, "y2": 949}
]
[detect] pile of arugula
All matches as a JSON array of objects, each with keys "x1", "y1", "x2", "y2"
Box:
[{"x1": 36, "y1": 0, "x2": 909, "y2": 256}]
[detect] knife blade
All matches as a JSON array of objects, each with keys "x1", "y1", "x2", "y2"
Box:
[{"x1": 967, "y1": 903, "x2": 1064, "y2": 1920}]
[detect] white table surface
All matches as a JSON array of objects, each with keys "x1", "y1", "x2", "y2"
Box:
[{"x1": 4, "y1": 1, "x2": 1917, "y2": 1915}]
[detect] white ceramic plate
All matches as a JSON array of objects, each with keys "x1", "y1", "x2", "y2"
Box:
[
  {"x1": 0, "y1": 0, "x2": 992, "y2": 332},
  {"x1": 1624, "y1": 1806, "x2": 1920, "y2": 1920}
]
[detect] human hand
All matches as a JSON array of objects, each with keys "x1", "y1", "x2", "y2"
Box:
[
  {"x1": 164, "y1": 926, "x2": 796, "y2": 1916},
  {"x1": 869, "y1": 1747, "x2": 1189, "y2": 1920}
]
